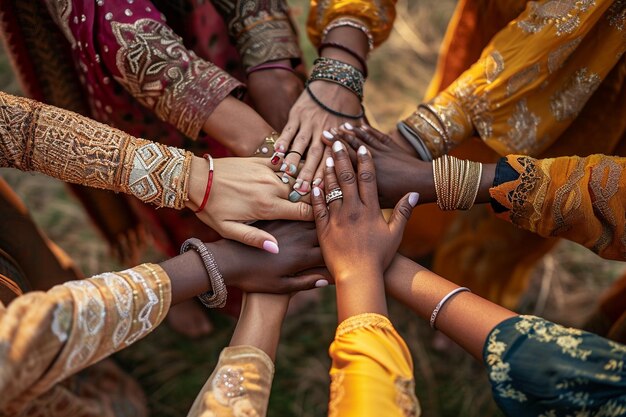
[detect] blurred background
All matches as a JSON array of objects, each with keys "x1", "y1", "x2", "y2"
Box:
[{"x1": 1, "y1": 0, "x2": 623, "y2": 416}]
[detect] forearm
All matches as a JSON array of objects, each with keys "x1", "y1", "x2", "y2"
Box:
[
  {"x1": 321, "y1": 26, "x2": 369, "y2": 73},
  {"x1": 336, "y1": 270, "x2": 388, "y2": 322},
  {"x1": 384, "y1": 254, "x2": 515, "y2": 360}
]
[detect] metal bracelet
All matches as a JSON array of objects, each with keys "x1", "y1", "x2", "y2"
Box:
[
  {"x1": 180, "y1": 238, "x2": 227, "y2": 309},
  {"x1": 430, "y1": 287, "x2": 471, "y2": 330}
]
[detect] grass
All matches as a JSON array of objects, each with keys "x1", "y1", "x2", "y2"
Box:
[{"x1": 1, "y1": 0, "x2": 624, "y2": 416}]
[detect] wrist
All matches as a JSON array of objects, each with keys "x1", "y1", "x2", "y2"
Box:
[
  {"x1": 205, "y1": 239, "x2": 241, "y2": 287},
  {"x1": 185, "y1": 156, "x2": 209, "y2": 212},
  {"x1": 408, "y1": 160, "x2": 437, "y2": 204},
  {"x1": 333, "y1": 264, "x2": 385, "y2": 285}
]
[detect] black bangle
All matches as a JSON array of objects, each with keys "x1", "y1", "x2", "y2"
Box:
[
  {"x1": 305, "y1": 83, "x2": 365, "y2": 120},
  {"x1": 318, "y1": 42, "x2": 368, "y2": 77}
]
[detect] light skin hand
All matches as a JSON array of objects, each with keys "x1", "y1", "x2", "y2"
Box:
[
  {"x1": 311, "y1": 140, "x2": 419, "y2": 321},
  {"x1": 185, "y1": 156, "x2": 313, "y2": 252}
]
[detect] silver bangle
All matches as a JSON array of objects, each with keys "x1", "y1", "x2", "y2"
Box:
[
  {"x1": 322, "y1": 18, "x2": 374, "y2": 52},
  {"x1": 430, "y1": 287, "x2": 471, "y2": 330},
  {"x1": 180, "y1": 238, "x2": 227, "y2": 309}
]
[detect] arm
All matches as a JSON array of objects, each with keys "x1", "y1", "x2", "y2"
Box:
[{"x1": 0, "y1": 91, "x2": 313, "y2": 250}]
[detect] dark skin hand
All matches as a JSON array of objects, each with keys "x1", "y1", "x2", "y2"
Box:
[
  {"x1": 160, "y1": 221, "x2": 327, "y2": 305},
  {"x1": 247, "y1": 60, "x2": 304, "y2": 131}
]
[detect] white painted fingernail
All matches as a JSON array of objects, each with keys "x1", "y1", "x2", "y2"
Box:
[
  {"x1": 322, "y1": 130, "x2": 334, "y2": 139},
  {"x1": 358, "y1": 145, "x2": 367, "y2": 155},
  {"x1": 409, "y1": 192, "x2": 420, "y2": 207},
  {"x1": 312, "y1": 178, "x2": 322, "y2": 186},
  {"x1": 315, "y1": 279, "x2": 329, "y2": 288},
  {"x1": 312, "y1": 187, "x2": 321, "y2": 197},
  {"x1": 326, "y1": 157, "x2": 334, "y2": 167},
  {"x1": 344, "y1": 122, "x2": 353, "y2": 130},
  {"x1": 280, "y1": 163, "x2": 287, "y2": 172},
  {"x1": 332, "y1": 140, "x2": 344, "y2": 152},
  {"x1": 262, "y1": 240, "x2": 280, "y2": 254}
]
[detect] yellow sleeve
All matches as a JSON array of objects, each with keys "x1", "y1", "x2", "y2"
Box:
[
  {"x1": 328, "y1": 313, "x2": 420, "y2": 417},
  {"x1": 490, "y1": 154, "x2": 626, "y2": 261},
  {"x1": 187, "y1": 345, "x2": 274, "y2": 417},
  {"x1": 402, "y1": 0, "x2": 623, "y2": 158},
  {"x1": 0, "y1": 264, "x2": 171, "y2": 415},
  {"x1": 306, "y1": 0, "x2": 396, "y2": 48},
  {"x1": 0, "y1": 91, "x2": 192, "y2": 209}
]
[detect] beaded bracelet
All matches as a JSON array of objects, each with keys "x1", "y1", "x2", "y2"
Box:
[
  {"x1": 318, "y1": 42, "x2": 368, "y2": 77},
  {"x1": 180, "y1": 238, "x2": 227, "y2": 309},
  {"x1": 309, "y1": 57, "x2": 364, "y2": 100},
  {"x1": 305, "y1": 83, "x2": 365, "y2": 119},
  {"x1": 322, "y1": 18, "x2": 374, "y2": 52},
  {"x1": 194, "y1": 154, "x2": 214, "y2": 213}
]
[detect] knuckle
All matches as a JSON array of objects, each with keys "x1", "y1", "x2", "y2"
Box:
[
  {"x1": 358, "y1": 170, "x2": 375, "y2": 182},
  {"x1": 338, "y1": 170, "x2": 356, "y2": 184},
  {"x1": 299, "y1": 203, "x2": 313, "y2": 219},
  {"x1": 397, "y1": 204, "x2": 413, "y2": 220},
  {"x1": 314, "y1": 208, "x2": 329, "y2": 222},
  {"x1": 294, "y1": 135, "x2": 308, "y2": 145}
]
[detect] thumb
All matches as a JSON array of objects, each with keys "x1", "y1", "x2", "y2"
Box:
[
  {"x1": 219, "y1": 221, "x2": 281, "y2": 254},
  {"x1": 388, "y1": 192, "x2": 419, "y2": 236}
]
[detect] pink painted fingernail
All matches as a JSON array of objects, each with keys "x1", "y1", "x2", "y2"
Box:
[
  {"x1": 409, "y1": 192, "x2": 420, "y2": 207},
  {"x1": 322, "y1": 130, "x2": 334, "y2": 140},
  {"x1": 326, "y1": 157, "x2": 334, "y2": 167},
  {"x1": 315, "y1": 279, "x2": 329, "y2": 287},
  {"x1": 300, "y1": 180, "x2": 310, "y2": 193},
  {"x1": 276, "y1": 144, "x2": 285, "y2": 152},
  {"x1": 262, "y1": 240, "x2": 280, "y2": 254},
  {"x1": 313, "y1": 187, "x2": 321, "y2": 197},
  {"x1": 312, "y1": 178, "x2": 322, "y2": 187}
]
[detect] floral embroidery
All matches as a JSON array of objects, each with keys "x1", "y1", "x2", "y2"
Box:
[
  {"x1": 607, "y1": 0, "x2": 626, "y2": 32},
  {"x1": 484, "y1": 328, "x2": 528, "y2": 402},
  {"x1": 547, "y1": 37, "x2": 582, "y2": 73},
  {"x1": 507, "y1": 63, "x2": 541, "y2": 97},
  {"x1": 552, "y1": 157, "x2": 586, "y2": 235},
  {"x1": 503, "y1": 99, "x2": 542, "y2": 153},
  {"x1": 451, "y1": 76, "x2": 493, "y2": 139},
  {"x1": 395, "y1": 377, "x2": 420, "y2": 417},
  {"x1": 212, "y1": 366, "x2": 247, "y2": 405},
  {"x1": 50, "y1": 303, "x2": 72, "y2": 343},
  {"x1": 550, "y1": 68, "x2": 601, "y2": 121},
  {"x1": 589, "y1": 158, "x2": 621, "y2": 253},
  {"x1": 517, "y1": 0, "x2": 596, "y2": 36},
  {"x1": 327, "y1": 371, "x2": 345, "y2": 417},
  {"x1": 484, "y1": 50, "x2": 505, "y2": 83},
  {"x1": 515, "y1": 316, "x2": 592, "y2": 360}
]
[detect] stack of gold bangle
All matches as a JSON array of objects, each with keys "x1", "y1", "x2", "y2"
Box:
[{"x1": 432, "y1": 155, "x2": 483, "y2": 211}]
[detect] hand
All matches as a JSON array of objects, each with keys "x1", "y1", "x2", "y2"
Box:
[
  {"x1": 311, "y1": 140, "x2": 419, "y2": 282},
  {"x1": 275, "y1": 81, "x2": 363, "y2": 195},
  {"x1": 247, "y1": 64, "x2": 304, "y2": 131},
  {"x1": 211, "y1": 221, "x2": 329, "y2": 293},
  {"x1": 186, "y1": 156, "x2": 313, "y2": 252},
  {"x1": 331, "y1": 124, "x2": 436, "y2": 208}
]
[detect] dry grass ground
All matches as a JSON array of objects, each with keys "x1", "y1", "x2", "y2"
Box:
[{"x1": 1, "y1": 1, "x2": 624, "y2": 416}]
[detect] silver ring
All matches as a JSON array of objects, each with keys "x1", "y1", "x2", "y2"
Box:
[{"x1": 325, "y1": 188, "x2": 343, "y2": 204}]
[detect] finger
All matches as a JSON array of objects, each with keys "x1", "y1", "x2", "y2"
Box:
[
  {"x1": 219, "y1": 221, "x2": 281, "y2": 253},
  {"x1": 351, "y1": 125, "x2": 381, "y2": 148},
  {"x1": 388, "y1": 192, "x2": 420, "y2": 237},
  {"x1": 296, "y1": 267, "x2": 333, "y2": 283},
  {"x1": 312, "y1": 148, "x2": 330, "y2": 190},
  {"x1": 272, "y1": 198, "x2": 314, "y2": 221},
  {"x1": 282, "y1": 128, "x2": 310, "y2": 177},
  {"x1": 335, "y1": 129, "x2": 362, "y2": 151},
  {"x1": 323, "y1": 154, "x2": 342, "y2": 212},
  {"x1": 355, "y1": 145, "x2": 379, "y2": 207},
  {"x1": 362, "y1": 124, "x2": 392, "y2": 145},
  {"x1": 295, "y1": 142, "x2": 324, "y2": 193},
  {"x1": 311, "y1": 185, "x2": 330, "y2": 232},
  {"x1": 275, "y1": 117, "x2": 298, "y2": 156},
  {"x1": 331, "y1": 140, "x2": 358, "y2": 204},
  {"x1": 280, "y1": 273, "x2": 330, "y2": 293}
]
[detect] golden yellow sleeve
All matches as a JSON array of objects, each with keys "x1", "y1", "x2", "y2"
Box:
[
  {"x1": 187, "y1": 345, "x2": 274, "y2": 417},
  {"x1": 0, "y1": 91, "x2": 192, "y2": 209},
  {"x1": 402, "y1": 0, "x2": 625, "y2": 158},
  {"x1": 306, "y1": 0, "x2": 396, "y2": 48},
  {"x1": 328, "y1": 313, "x2": 420, "y2": 417},
  {"x1": 0, "y1": 264, "x2": 171, "y2": 415},
  {"x1": 490, "y1": 154, "x2": 626, "y2": 261}
]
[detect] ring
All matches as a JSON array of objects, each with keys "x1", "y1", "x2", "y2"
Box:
[
  {"x1": 286, "y1": 150, "x2": 303, "y2": 158},
  {"x1": 325, "y1": 188, "x2": 343, "y2": 204}
]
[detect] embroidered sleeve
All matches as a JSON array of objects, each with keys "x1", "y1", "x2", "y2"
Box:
[
  {"x1": 306, "y1": 0, "x2": 397, "y2": 48},
  {"x1": 0, "y1": 263, "x2": 171, "y2": 415},
  {"x1": 328, "y1": 313, "x2": 420, "y2": 417},
  {"x1": 187, "y1": 345, "x2": 274, "y2": 417},
  {"x1": 489, "y1": 154, "x2": 626, "y2": 261},
  {"x1": 484, "y1": 315, "x2": 626, "y2": 417},
  {"x1": 0, "y1": 92, "x2": 192, "y2": 209},
  {"x1": 44, "y1": 0, "x2": 244, "y2": 139},
  {"x1": 401, "y1": 0, "x2": 622, "y2": 158},
  {"x1": 213, "y1": 0, "x2": 302, "y2": 70}
]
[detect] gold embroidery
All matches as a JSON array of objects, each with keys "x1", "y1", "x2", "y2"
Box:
[
  {"x1": 395, "y1": 377, "x2": 420, "y2": 417},
  {"x1": 451, "y1": 76, "x2": 493, "y2": 139},
  {"x1": 552, "y1": 157, "x2": 586, "y2": 235},
  {"x1": 42, "y1": 0, "x2": 76, "y2": 46},
  {"x1": 484, "y1": 50, "x2": 505, "y2": 83},
  {"x1": 0, "y1": 92, "x2": 192, "y2": 209},
  {"x1": 517, "y1": 0, "x2": 596, "y2": 36},
  {"x1": 507, "y1": 63, "x2": 541, "y2": 97},
  {"x1": 484, "y1": 328, "x2": 528, "y2": 402},
  {"x1": 550, "y1": 68, "x2": 601, "y2": 121},
  {"x1": 529, "y1": 158, "x2": 554, "y2": 232},
  {"x1": 515, "y1": 315, "x2": 592, "y2": 360},
  {"x1": 589, "y1": 158, "x2": 621, "y2": 254},
  {"x1": 327, "y1": 371, "x2": 345, "y2": 417},
  {"x1": 507, "y1": 157, "x2": 540, "y2": 225},
  {"x1": 111, "y1": 18, "x2": 241, "y2": 139},
  {"x1": 607, "y1": 0, "x2": 626, "y2": 32},
  {"x1": 336, "y1": 313, "x2": 394, "y2": 337},
  {"x1": 503, "y1": 99, "x2": 542, "y2": 153},
  {"x1": 547, "y1": 37, "x2": 582, "y2": 73}
]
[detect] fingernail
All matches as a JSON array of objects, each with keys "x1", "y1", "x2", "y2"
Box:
[
  {"x1": 270, "y1": 152, "x2": 284, "y2": 165},
  {"x1": 322, "y1": 130, "x2": 334, "y2": 140},
  {"x1": 299, "y1": 180, "x2": 310, "y2": 193},
  {"x1": 293, "y1": 179, "x2": 303, "y2": 190},
  {"x1": 288, "y1": 164, "x2": 297, "y2": 175},
  {"x1": 344, "y1": 122, "x2": 353, "y2": 130},
  {"x1": 312, "y1": 178, "x2": 322, "y2": 187},
  {"x1": 288, "y1": 190, "x2": 302, "y2": 202},
  {"x1": 409, "y1": 192, "x2": 420, "y2": 207},
  {"x1": 332, "y1": 141, "x2": 344, "y2": 152},
  {"x1": 312, "y1": 187, "x2": 321, "y2": 197},
  {"x1": 276, "y1": 144, "x2": 285, "y2": 152},
  {"x1": 280, "y1": 163, "x2": 287, "y2": 172},
  {"x1": 262, "y1": 240, "x2": 280, "y2": 254},
  {"x1": 361, "y1": 124, "x2": 369, "y2": 130},
  {"x1": 281, "y1": 173, "x2": 290, "y2": 183},
  {"x1": 326, "y1": 157, "x2": 334, "y2": 167},
  {"x1": 357, "y1": 145, "x2": 367, "y2": 155},
  {"x1": 315, "y1": 279, "x2": 329, "y2": 287}
]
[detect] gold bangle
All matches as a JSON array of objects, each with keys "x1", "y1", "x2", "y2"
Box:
[{"x1": 433, "y1": 155, "x2": 483, "y2": 211}]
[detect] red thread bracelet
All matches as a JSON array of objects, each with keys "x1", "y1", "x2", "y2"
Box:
[{"x1": 194, "y1": 154, "x2": 214, "y2": 213}]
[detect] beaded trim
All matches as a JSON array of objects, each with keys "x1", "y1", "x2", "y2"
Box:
[
  {"x1": 322, "y1": 18, "x2": 374, "y2": 52},
  {"x1": 180, "y1": 238, "x2": 227, "y2": 308},
  {"x1": 309, "y1": 57, "x2": 364, "y2": 100}
]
